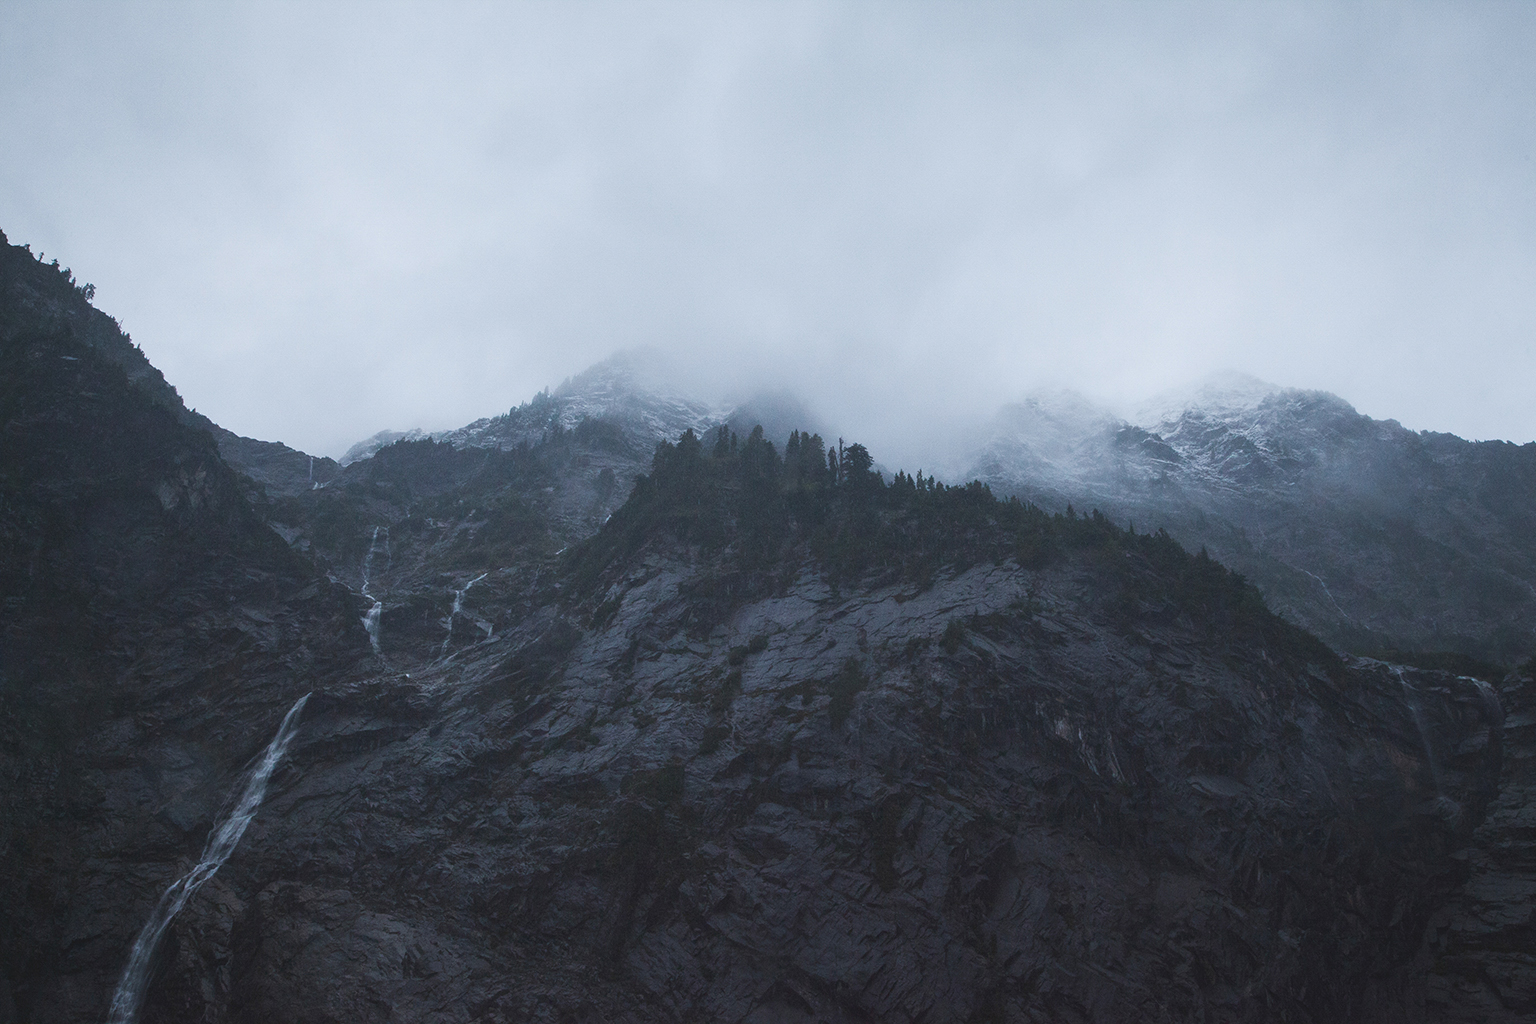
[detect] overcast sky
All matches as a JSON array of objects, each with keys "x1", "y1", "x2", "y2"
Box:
[{"x1": 3, "y1": 1, "x2": 1534, "y2": 460}]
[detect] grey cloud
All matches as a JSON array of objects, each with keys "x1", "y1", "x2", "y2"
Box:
[{"x1": 2, "y1": 0, "x2": 1532, "y2": 460}]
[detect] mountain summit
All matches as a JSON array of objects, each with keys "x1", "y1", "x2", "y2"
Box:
[
  {"x1": 338, "y1": 351, "x2": 725, "y2": 466},
  {"x1": 968, "y1": 379, "x2": 1536, "y2": 665},
  {"x1": 1133, "y1": 370, "x2": 1288, "y2": 429}
]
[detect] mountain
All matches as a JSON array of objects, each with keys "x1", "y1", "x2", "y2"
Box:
[
  {"x1": 336, "y1": 351, "x2": 726, "y2": 468},
  {"x1": 128, "y1": 460, "x2": 1513, "y2": 1023},
  {"x1": 0, "y1": 228, "x2": 369, "y2": 1023},
  {"x1": 3, "y1": 228, "x2": 1533, "y2": 1021},
  {"x1": 969, "y1": 374, "x2": 1536, "y2": 668},
  {"x1": 968, "y1": 389, "x2": 1155, "y2": 503},
  {"x1": 283, "y1": 354, "x2": 840, "y2": 622},
  {"x1": 339, "y1": 428, "x2": 431, "y2": 467}
]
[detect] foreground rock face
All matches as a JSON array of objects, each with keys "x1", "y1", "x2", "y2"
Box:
[
  {"x1": 1426, "y1": 673, "x2": 1536, "y2": 1016},
  {"x1": 19, "y1": 548, "x2": 1506, "y2": 1023}
]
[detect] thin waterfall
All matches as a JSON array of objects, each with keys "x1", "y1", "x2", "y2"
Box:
[
  {"x1": 1301, "y1": 568, "x2": 1351, "y2": 622},
  {"x1": 440, "y1": 572, "x2": 488, "y2": 655},
  {"x1": 362, "y1": 601, "x2": 382, "y2": 654},
  {"x1": 105, "y1": 693, "x2": 310, "y2": 1024},
  {"x1": 360, "y1": 527, "x2": 388, "y2": 654},
  {"x1": 360, "y1": 526, "x2": 388, "y2": 595},
  {"x1": 1468, "y1": 676, "x2": 1504, "y2": 729}
]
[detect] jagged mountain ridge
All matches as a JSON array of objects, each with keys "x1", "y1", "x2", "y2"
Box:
[
  {"x1": 3, "y1": 228, "x2": 1534, "y2": 1021},
  {"x1": 337, "y1": 353, "x2": 728, "y2": 468},
  {"x1": 968, "y1": 375, "x2": 1536, "y2": 666},
  {"x1": 325, "y1": 360, "x2": 1536, "y2": 668},
  {"x1": 250, "y1": 356, "x2": 838, "y2": 621}
]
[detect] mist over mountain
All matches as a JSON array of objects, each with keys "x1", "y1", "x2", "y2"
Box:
[
  {"x1": 323, "y1": 350, "x2": 1536, "y2": 670},
  {"x1": 338, "y1": 352, "x2": 833, "y2": 466},
  {"x1": 5, "y1": 3, "x2": 1536, "y2": 1019},
  {"x1": 966, "y1": 374, "x2": 1536, "y2": 668},
  {"x1": 7, "y1": 226, "x2": 1536, "y2": 1021}
]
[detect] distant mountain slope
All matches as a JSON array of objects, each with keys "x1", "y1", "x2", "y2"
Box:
[
  {"x1": 969, "y1": 375, "x2": 1536, "y2": 665},
  {"x1": 211, "y1": 427, "x2": 342, "y2": 497},
  {"x1": 448, "y1": 352, "x2": 726, "y2": 452},
  {"x1": 281, "y1": 361, "x2": 723, "y2": 597},
  {"x1": 320, "y1": 353, "x2": 836, "y2": 566}
]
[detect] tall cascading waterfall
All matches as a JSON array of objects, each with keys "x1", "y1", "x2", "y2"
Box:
[
  {"x1": 360, "y1": 526, "x2": 389, "y2": 654},
  {"x1": 105, "y1": 693, "x2": 310, "y2": 1024},
  {"x1": 362, "y1": 601, "x2": 383, "y2": 655}
]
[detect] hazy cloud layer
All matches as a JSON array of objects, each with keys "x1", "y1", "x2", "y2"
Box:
[{"x1": 3, "y1": 1, "x2": 1533, "y2": 460}]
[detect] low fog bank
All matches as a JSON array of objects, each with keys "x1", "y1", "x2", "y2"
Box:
[
  {"x1": 227, "y1": 316, "x2": 1536, "y2": 466},
  {"x1": 329, "y1": 347, "x2": 1480, "y2": 488}
]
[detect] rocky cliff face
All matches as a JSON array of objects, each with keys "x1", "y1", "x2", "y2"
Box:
[
  {"x1": 1425, "y1": 670, "x2": 1536, "y2": 1016},
  {"x1": 126, "y1": 558, "x2": 1505, "y2": 1024},
  {"x1": 0, "y1": 231, "x2": 370, "y2": 1022},
  {"x1": 0, "y1": 232, "x2": 1528, "y2": 1023}
]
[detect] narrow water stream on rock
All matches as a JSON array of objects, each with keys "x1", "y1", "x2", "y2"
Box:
[
  {"x1": 105, "y1": 693, "x2": 311, "y2": 1024},
  {"x1": 362, "y1": 600, "x2": 383, "y2": 654},
  {"x1": 360, "y1": 526, "x2": 389, "y2": 654},
  {"x1": 440, "y1": 572, "x2": 488, "y2": 655}
]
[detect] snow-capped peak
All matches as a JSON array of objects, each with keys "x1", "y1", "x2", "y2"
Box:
[
  {"x1": 339, "y1": 350, "x2": 733, "y2": 464},
  {"x1": 1132, "y1": 371, "x2": 1282, "y2": 432},
  {"x1": 339, "y1": 428, "x2": 431, "y2": 466}
]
